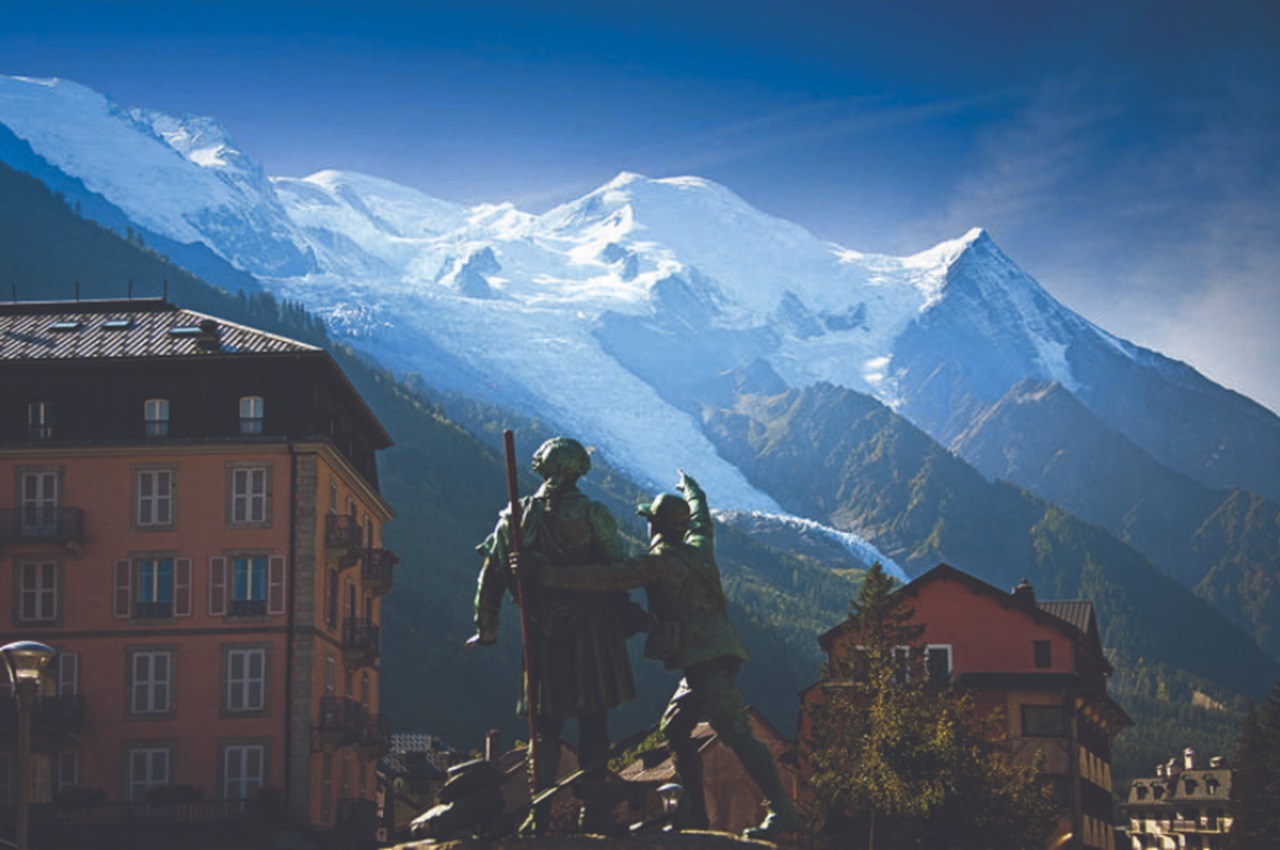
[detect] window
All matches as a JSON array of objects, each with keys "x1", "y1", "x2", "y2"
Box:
[
  {"x1": 127, "y1": 746, "x2": 170, "y2": 800},
  {"x1": 224, "y1": 744, "x2": 265, "y2": 800},
  {"x1": 20, "y1": 469, "x2": 58, "y2": 536},
  {"x1": 1034, "y1": 640, "x2": 1052, "y2": 669},
  {"x1": 57, "y1": 653, "x2": 78, "y2": 696},
  {"x1": 136, "y1": 558, "x2": 174, "y2": 618},
  {"x1": 926, "y1": 645, "x2": 952, "y2": 683},
  {"x1": 239, "y1": 396, "x2": 264, "y2": 435},
  {"x1": 28, "y1": 402, "x2": 53, "y2": 440},
  {"x1": 17, "y1": 560, "x2": 58, "y2": 622},
  {"x1": 325, "y1": 568, "x2": 339, "y2": 628},
  {"x1": 232, "y1": 557, "x2": 267, "y2": 616},
  {"x1": 324, "y1": 653, "x2": 336, "y2": 694},
  {"x1": 227, "y1": 648, "x2": 267, "y2": 712},
  {"x1": 136, "y1": 468, "x2": 175, "y2": 528},
  {"x1": 230, "y1": 467, "x2": 269, "y2": 524},
  {"x1": 143, "y1": 398, "x2": 169, "y2": 438},
  {"x1": 130, "y1": 651, "x2": 173, "y2": 715},
  {"x1": 1021, "y1": 704, "x2": 1067, "y2": 737},
  {"x1": 57, "y1": 752, "x2": 79, "y2": 793}
]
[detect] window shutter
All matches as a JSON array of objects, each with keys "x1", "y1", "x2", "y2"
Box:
[
  {"x1": 58, "y1": 653, "x2": 78, "y2": 696},
  {"x1": 114, "y1": 560, "x2": 132, "y2": 618},
  {"x1": 268, "y1": 555, "x2": 286, "y2": 614},
  {"x1": 174, "y1": 558, "x2": 192, "y2": 616},
  {"x1": 209, "y1": 557, "x2": 227, "y2": 616}
]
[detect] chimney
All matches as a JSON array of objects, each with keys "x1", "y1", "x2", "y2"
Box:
[
  {"x1": 1184, "y1": 748, "x2": 1196, "y2": 770},
  {"x1": 1209, "y1": 756, "x2": 1225, "y2": 768},
  {"x1": 197, "y1": 318, "x2": 222, "y2": 350},
  {"x1": 1012, "y1": 579, "x2": 1036, "y2": 608},
  {"x1": 1156, "y1": 764, "x2": 1165, "y2": 778},
  {"x1": 1166, "y1": 758, "x2": 1181, "y2": 778},
  {"x1": 485, "y1": 729, "x2": 501, "y2": 763}
]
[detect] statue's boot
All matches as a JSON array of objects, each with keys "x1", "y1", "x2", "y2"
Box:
[
  {"x1": 718, "y1": 723, "x2": 802, "y2": 841},
  {"x1": 668, "y1": 734, "x2": 709, "y2": 830},
  {"x1": 576, "y1": 781, "x2": 629, "y2": 837},
  {"x1": 517, "y1": 732, "x2": 562, "y2": 836}
]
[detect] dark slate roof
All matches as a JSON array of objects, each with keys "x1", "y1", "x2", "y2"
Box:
[
  {"x1": 1127, "y1": 768, "x2": 1232, "y2": 806},
  {"x1": 0, "y1": 299, "x2": 319, "y2": 361}
]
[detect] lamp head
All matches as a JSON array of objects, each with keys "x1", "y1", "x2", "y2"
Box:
[{"x1": 0, "y1": 640, "x2": 57, "y2": 687}]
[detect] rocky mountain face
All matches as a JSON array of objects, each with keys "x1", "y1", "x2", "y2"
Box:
[{"x1": 2, "y1": 73, "x2": 1279, "y2": 672}]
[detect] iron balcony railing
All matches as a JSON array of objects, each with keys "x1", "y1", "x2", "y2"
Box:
[
  {"x1": 325, "y1": 514, "x2": 364, "y2": 550},
  {"x1": 363, "y1": 548, "x2": 398, "y2": 595},
  {"x1": 342, "y1": 619, "x2": 381, "y2": 664},
  {"x1": 0, "y1": 507, "x2": 85, "y2": 546},
  {"x1": 316, "y1": 696, "x2": 391, "y2": 755},
  {"x1": 0, "y1": 694, "x2": 87, "y2": 734}
]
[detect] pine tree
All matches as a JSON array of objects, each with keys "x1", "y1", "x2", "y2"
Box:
[
  {"x1": 1232, "y1": 680, "x2": 1280, "y2": 848},
  {"x1": 801, "y1": 563, "x2": 1057, "y2": 850}
]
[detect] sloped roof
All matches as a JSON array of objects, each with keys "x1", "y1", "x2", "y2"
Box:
[
  {"x1": 820, "y1": 563, "x2": 1093, "y2": 650},
  {"x1": 0, "y1": 298, "x2": 318, "y2": 361}
]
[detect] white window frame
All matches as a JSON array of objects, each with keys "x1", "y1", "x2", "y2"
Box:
[
  {"x1": 18, "y1": 560, "x2": 58, "y2": 622},
  {"x1": 143, "y1": 398, "x2": 169, "y2": 438},
  {"x1": 131, "y1": 651, "x2": 172, "y2": 714},
  {"x1": 227, "y1": 648, "x2": 267, "y2": 712},
  {"x1": 136, "y1": 558, "x2": 175, "y2": 615},
  {"x1": 224, "y1": 744, "x2": 265, "y2": 801},
  {"x1": 926, "y1": 644, "x2": 953, "y2": 683},
  {"x1": 57, "y1": 751, "x2": 79, "y2": 793},
  {"x1": 136, "y1": 468, "x2": 174, "y2": 527},
  {"x1": 239, "y1": 395, "x2": 264, "y2": 435},
  {"x1": 58, "y1": 653, "x2": 78, "y2": 696},
  {"x1": 231, "y1": 467, "x2": 268, "y2": 524},
  {"x1": 20, "y1": 470, "x2": 58, "y2": 536},
  {"x1": 27, "y1": 401, "x2": 53, "y2": 440},
  {"x1": 128, "y1": 747, "x2": 170, "y2": 801}
]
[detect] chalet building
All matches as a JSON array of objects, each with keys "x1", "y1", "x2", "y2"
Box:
[
  {"x1": 0, "y1": 298, "x2": 396, "y2": 842},
  {"x1": 1124, "y1": 750, "x2": 1233, "y2": 850},
  {"x1": 802, "y1": 563, "x2": 1132, "y2": 850}
]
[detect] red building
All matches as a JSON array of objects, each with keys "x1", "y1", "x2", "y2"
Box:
[
  {"x1": 0, "y1": 298, "x2": 396, "y2": 843},
  {"x1": 802, "y1": 563, "x2": 1132, "y2": 850}
]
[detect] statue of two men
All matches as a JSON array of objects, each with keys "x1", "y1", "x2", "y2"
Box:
[{"x1": 473, "y1": 436, "x2": 800, "y2": 840}]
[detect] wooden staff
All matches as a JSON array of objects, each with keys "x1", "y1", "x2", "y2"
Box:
[{"x1": 503, "y1": 429, "x2": 541, "y2": 792}]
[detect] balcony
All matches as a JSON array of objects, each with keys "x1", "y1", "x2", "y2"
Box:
[
  {"x1": 336, "y1": 797, "x2": 379, "y2": 837},
  {"x1": 1172, "y1": 818, "x2": 1222, "y2": 833},
  {"x1": 0, "y1": 507, "x2": 85, "y2": 550},
  {"x1": 363, "y1": 548, "x2": 398, "y2": 597},
  {"x1": 324, "y1": 515, "x2": 363, "y2": 569},
  {"x1": 228, "y1": 599, "x2": 268, "y2": 617},
  {"x1": 135, "y1": 601, "x2": 174, "y2": 620},
  {"x1": 313, "y1": 696, "x2": 390, "y2": 757},
  {"x1": 342, "y1": 619, "x2": 381, "y2": 670},
  {"x1": 0, "y1": 694, "x2": 87, "y2": 735}
]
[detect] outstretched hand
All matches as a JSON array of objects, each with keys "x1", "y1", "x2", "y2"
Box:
[{"x1": 676, "y1": 469, "x2": 697, "y2": 493}]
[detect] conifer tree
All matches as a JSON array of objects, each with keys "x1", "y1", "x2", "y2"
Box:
[
  {"x1": 1232, "y1": 680, "x2": 1280, "y2": 848},
  {"x1": 801, "y1": 563, "x2": 1056, "y2": 850}
]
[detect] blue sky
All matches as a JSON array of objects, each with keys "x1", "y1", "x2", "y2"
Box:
[{"x1": 3, "y1": 0, "x2": 1278, "y2": 411}]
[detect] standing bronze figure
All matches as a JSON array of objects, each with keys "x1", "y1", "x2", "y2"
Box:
[
  {"x1": 472, "y1": 436, "x2": 637, "y2": 835},
  {"x1": 533, "y1": 470, "x2": 803, "y2": 840}
]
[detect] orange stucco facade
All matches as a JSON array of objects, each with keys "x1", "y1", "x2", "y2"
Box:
[{"x1": 0, "y1": 299, "x2": 396, "y2": 840}]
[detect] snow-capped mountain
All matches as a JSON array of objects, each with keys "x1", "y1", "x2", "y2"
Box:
[{"x1": 4, "y1": 73, "x2": 1280, "y2": 580}]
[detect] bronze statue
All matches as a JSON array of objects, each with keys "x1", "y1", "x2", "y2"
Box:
[
  {"x1": 530, "y1": 470, "x2": 803, "y2": 840},
  {"x1": 472, "y1": 436, "x2": 638, "y2": 835}
]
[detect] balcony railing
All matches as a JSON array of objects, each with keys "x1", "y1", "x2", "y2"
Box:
[
  {"x1": 325, "y1": 514, "x2": 364, "y2": 564},
  {"x1": 0, "y1": 507, "x2": 85, "y2": 547},
  {"x1": 342, "y1": 619, "x2": 381, "y2": 669},
  {"x1": 135, "y1": 601, "x2": 174, "y2": 620},
  {"x1": 336, "y1": 797, "x2": 379, "y2": 836},
  {"x1": 0, "y1": 694, "x2": 87, "y2": 734},
  {"x1": 363, "y1": 548, "x2": 398, "y2": 596},
  {"x1": 314, "y1": 696, "x2": 390, "y2": 756},
  {"x1": 228, "y1": 599, "x2": 268, "y2": 617}
]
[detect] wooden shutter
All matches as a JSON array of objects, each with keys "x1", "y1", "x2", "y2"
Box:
[
  {"x1": 114, "y1": 559, "x2": 132, "y2": 618},
  {"x1": 209, "y1": 557, "x2": 227, "y2": 616},
  {"x1": 58, "y1": 653, "x2": 78, "y2": 696},
  {"x1": 268, "y1": 555, "x2": 286, "y2": 614},
  {"x1": 174, "y1": 558, "x2": 192, "y2": 616}
]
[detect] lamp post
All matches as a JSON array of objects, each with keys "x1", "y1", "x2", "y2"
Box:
[{"x1": 1, "y1": 641, "x2": 57, "y2": 850}]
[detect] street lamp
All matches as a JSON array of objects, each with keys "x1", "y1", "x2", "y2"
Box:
[{"x1": 1, "y1": 641, "x2": 57, "y2": 850}]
